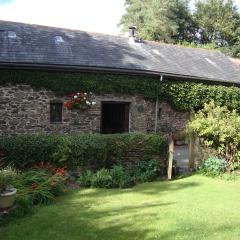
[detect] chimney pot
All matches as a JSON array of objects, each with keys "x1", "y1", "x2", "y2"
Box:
[
  {"x1": 128, "y1": 26, "x2": 137, "y2": 43},
  {"x1": 129, "y1": 26, "x2": 136, "y2": 38}
]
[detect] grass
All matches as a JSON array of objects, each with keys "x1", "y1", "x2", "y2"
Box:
[{"x1": 1, "y1": 174, "x2": 240, "y2": 240}]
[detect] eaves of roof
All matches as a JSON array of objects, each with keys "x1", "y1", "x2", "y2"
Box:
[{"x1": 0, "y1": 62, "x2": 238, "y2": 87}]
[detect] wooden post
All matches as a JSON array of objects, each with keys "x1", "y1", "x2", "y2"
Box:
[
  {"x1": 188, "y1": 133, "x2": 195, "y2": 171},
  {"x1": 167, "y1": 134, "x2": 174, "y2": 180}
]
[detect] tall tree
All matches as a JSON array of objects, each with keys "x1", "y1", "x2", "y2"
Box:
[
  {"x1": 193, "y1": 0, "x2": 240, "y2": 47},
  {"x1": 120, "y1": 0, "x2": 240, "y2": 57},
  {"x1": 119, "y1": 0, "x2": 194, "y2": 43}
]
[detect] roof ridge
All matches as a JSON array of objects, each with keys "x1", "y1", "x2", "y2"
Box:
[
  {"x1": 0, "y1": 19, "x2": 224, "y2": 54},
  {"x1": 0, "y1": 19, "x2": 125, "y2": 39}
]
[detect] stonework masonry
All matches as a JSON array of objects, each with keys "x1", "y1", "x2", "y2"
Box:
[{"x1": 0, "y1": 84, "x2": 189, "y2": 135}]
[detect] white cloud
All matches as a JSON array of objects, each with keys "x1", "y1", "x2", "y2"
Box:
[
  {"x1": 235, "y1": 0, "x2": 240, "y2": 8},
  {"x1": 0, "y1": 0, "x2": 126, "y2": 35}
]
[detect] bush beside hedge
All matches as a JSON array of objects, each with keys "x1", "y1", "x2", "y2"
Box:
[
  {"x1": 78, "y1": 160, "x2": 161, "y2": 189},
  {"x1": 0, "y1": 133, "x2": 167, "y2": 170}
]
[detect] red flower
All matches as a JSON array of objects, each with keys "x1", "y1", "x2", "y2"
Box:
[
  {"x1": 56, "y1": 167, "x2": 67, "y2": 176},
  {"x1": 64, "y1": 91, "x2": 94, "y2": 110},
  {"x1": 64, "y1": 101, "x2": 73, "y2": 109}
]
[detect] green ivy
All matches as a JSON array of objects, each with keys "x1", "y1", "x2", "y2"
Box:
[{"x1": 1, "y1": 70, "x2": 240, "y2": 111}]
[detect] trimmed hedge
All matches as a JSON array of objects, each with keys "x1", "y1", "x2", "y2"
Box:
[{"x1": 0, "y1": 133, "x2": 167, "y2": 170}]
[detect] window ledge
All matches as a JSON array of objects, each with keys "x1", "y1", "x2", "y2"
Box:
[{"x1": 50, "y1": 122, "x2": 63, "y2": 125}]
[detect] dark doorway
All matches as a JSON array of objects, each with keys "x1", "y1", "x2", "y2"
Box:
[{"x1": 101, "y1": 102, "x2": 130, "y2": 134}]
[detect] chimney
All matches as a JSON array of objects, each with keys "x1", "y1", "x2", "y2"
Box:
[{"x1": 128, "y1": 26, "x2": 136, "y2": 43}]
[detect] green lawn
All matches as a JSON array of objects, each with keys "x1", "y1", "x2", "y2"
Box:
[{"x1": 1, "y1": 174, "x2": 240, "y2": 240}]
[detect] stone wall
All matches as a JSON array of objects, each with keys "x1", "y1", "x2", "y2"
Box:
[
  {"x1": 0, "y1": 84, "x2": 189, "y2": 135},
  {"x1": 158, "y1": 102, "x2": 190, "y2": 132}
]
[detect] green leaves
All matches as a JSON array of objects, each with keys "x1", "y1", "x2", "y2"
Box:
[
  {"x1": 194, "y1": 0, "x2": 240, "y2": 46},
  {"x1": 120, "y1": 0, "x2": 240, "y2": 56},
  {"x1": 200, "y1": 156, "x2": 227, "y2": 176},
  {"x1": 188, "y1": 101, "x2": 240, "y2": 169},
  {"x1": 0, "y1": 133, "x2": 167, "y2": 170},
  {"x1": 120, "y1": 0, "x2": 193, "y2": 43},
  {"x1": 78, "y1": 160, "x2": 162, "y2": 189},
  {"x1": 2, "y1": 70, "x2": 240, "y2": 113}
]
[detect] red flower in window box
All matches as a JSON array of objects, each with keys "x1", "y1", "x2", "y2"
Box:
[
  {"x1": 64, "y1": 101, "x2": 73, "y2": 109},
  {"x1": 64, "y1": 92, "x2": 96, "y2": 110}
]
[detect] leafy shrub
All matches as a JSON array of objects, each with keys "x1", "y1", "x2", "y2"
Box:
[
  {"x1": 200, "y1": 156, "x2": 227, "y2": 176},
  {"x1": 110, "y1": 165, "x2": 135, "y2": 188},
  {"x1": 91, "y1": 169, "x2": 112, "y2": 188},
  {"x1": 188, "y1": 101, "x2": 240, "y2": 170},
  {"x1": 77, "y1": 170, "x2": 94, "y2": 187},
  {"x1": 0, "y1": 134, "x2": 167, "y2": 170},
  {"x1": 13, "y1": 167, "x2": 67, "y2": 205},
  {"x1": 109, "y1": 165, "x2": 125, "y2": 188},
  {"x1": 134, "y1": 160, "x2": 160, "y2": 182},
  {"x1": 78, "y1": 166, "x2": 135, "y2": 189},
  {"x1": 78, "y1": 160, "x2": 163, "y2": 189}
]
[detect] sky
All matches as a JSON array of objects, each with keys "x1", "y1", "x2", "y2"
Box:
[{"x1": 0, "y1": 0, "x2": 240, "y2": 35}]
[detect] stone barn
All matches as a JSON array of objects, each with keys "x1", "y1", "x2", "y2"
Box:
[{"x1": 0, "y1": 20, "x2": 240, "y2": 136}]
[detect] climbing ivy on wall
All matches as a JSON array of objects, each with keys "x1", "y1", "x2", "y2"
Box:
[{"x1": 1, "y1": 70, "x2": 240, "y2": 112}]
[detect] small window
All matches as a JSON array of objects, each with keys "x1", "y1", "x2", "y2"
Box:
[
  {"x1": 7, "y1": 31, "x2": 17, "y2": 38},
  {"x1": 50, "y1": 102, "x2": 63, "y2": 123},
  {"x1": 54, "y1": 36, "x2": 64, "y2": 43}
]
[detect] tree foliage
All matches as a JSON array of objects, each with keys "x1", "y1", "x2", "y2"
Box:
[
  {"x1": 120, "y1": 0, "x2": 240, "y2": 57},
  {"x1": 120, "y1": 0, "x2": 195, "y2": 43},
  {"x1": 194, "y1": 0, "x2": 240, "y2": 46}
]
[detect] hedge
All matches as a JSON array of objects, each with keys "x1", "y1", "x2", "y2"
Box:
[
  {"x1": 0, "y1": 133, "x2": 167, "y2": 170},
  {"x1": 1, "y1": 70, "x2": 240, "y2": 112}
]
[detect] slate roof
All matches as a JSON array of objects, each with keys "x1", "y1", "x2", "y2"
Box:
[{"x1": 0, "y1": 20, "x2": 240, "y2": 84}]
